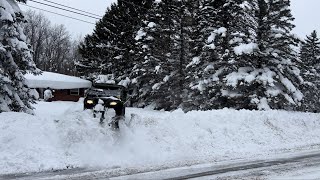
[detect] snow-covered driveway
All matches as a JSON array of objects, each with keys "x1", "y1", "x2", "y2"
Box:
[
  {"x1": 1, "y1": 100, "x2": 320, "y2": 178},
  {"x1": 34, "y1": 101, "x2": 80, "y2": 118}
]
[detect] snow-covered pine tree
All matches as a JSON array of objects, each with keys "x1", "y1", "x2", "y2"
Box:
[
  {"x1": 130, "y1": 0, "x2": 167, "y2": 108},
  {"x1": 246, "y1": 0, "x2": 303, "y2": 110},
  {"x1": 80, "y1": 0, "x2": 303, "y2": 112},
  {"x1": 163, "y1": 0, "x2": 193, "y2": 110},
  {"x1": 188, "y1": 0, "x2": 302, "y2": 111},
  {"x1": 211, "y1": 0, "x2": 266, "y2": 110},
  {"x1": 132, "y1": 0, "x2": 200, "y2": 110},
  {"x1": 0, "y1": 0, "x2": 40, "y2": 113},
  {"x1": 299, "y1": 30, "x2": 320, "y2": 112},
  {"x1": 187, "y1": 0, "x2": 257, "y2": 110},
  {"x1": 78, "y1": 34, "x2": 104, "y2": 78},
  {"x1": 300, "y1": 30, "x2": 320, "y2": 66},
  {"x1": 111, "y1": 0, "x2": 153, "y2": 83},
  {"x1": 152, "y1": 0, "x2": 199, "y2": 110},
  {"x1": 131, "y1": 0, "x2": 178, "y2": 110},
  {"x1": 79, "y1": 0, "x2": 153, "y2": 84},
  {"x1": 78, "y1": 3, "x2": 121, "y2": 79},
  {"x1": 182, "y1": 0, "x2": 212, "y2": 111}
]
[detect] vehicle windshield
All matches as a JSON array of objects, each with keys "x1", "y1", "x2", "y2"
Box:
[{"x1": 87, "y1": 88, "x2": 121, "y2": 97}]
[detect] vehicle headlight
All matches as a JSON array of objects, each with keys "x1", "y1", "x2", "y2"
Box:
[
  {"x1": 110, "y1": 102, "x2": 117, "y2": 106},
  {"x1": 86, "y1": 100, "x2": 94, "y2": 104}
]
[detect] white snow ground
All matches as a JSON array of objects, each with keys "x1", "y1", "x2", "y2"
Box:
[
  {"x1": 1, "y1": 100, "x2": 320, "y2": 175},
  {"x1": 270, "y1": 166, "x2": 320, "y2": 180}
]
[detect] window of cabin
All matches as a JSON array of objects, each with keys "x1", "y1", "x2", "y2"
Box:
[{"x1": 69, "y1": 89, "x2": 80, "y2": 96}]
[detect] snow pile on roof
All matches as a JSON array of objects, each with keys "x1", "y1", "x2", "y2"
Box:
[
  {"x1": 24, "y1": 71, "x2": 92, "y2": 89},
  {"x1": 1, "y1": 101, "x2": 320, "y2": 175},
  {"x1": 94, "y1": 74, "x2": 115, "y2": 84}
]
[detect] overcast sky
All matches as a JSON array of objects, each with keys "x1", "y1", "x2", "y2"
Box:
[
  {"x1": 20, "y1": 0, "x2": 317, "y2": 39},
  {"x1": 20, "y1": 0, "x2": 117, "y2": 39}
]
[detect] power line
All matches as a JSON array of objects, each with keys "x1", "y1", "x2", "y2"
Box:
[
  {"x1": 20, "y1": 3, "x2": 96, "y2": 25},
  {"x1": 22, "y1": 1, "x2": 139, "y2": 31},
  {"x1": 42, "y1": 0, "x2": 103, "y2": 18},
  {"x1": 28, "y1": 0, "x2": 148, "y2": 27},
  {"x1": 19, "y1": 3, "x2": 127, "y2": 28},
  {"x1": 28, "y1": 0, "x2": 100, "y2": 20},
  {"x1": 22, "y1": 3, "x2": 130, "y2": 28}
]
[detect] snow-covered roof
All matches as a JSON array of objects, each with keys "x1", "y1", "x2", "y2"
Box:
[{"x1": 24, "y1": 71, "x2": 92, "y2": 89}]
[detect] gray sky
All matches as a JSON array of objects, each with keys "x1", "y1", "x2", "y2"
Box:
[
  {"x1": 20, "y1": 0, "x2": 317, "y2": 39},
  {"x1": 20, "y1": 0, "x2": 117, "y2": 39},
  {"x1": 291, "y1": 0, "x2": 319, "y2": 39}
]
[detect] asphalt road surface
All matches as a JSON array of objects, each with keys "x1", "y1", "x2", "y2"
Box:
[{"x1": 2, "y1": 151, "x2": 320, "y2": 180}]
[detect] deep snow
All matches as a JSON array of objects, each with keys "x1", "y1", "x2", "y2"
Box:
[{"x1": 1, "y1": 100, "x2": 320, "y2": 175}]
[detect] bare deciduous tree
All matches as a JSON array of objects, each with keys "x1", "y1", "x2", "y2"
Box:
[
  {"x1": 23, "y1": 10, "x2": 81, "y2": 76},
  {"x1": 23, "y1": 10, "x2": 50, "y2": 65}
]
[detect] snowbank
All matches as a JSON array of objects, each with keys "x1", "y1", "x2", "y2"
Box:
[
  {"x1": 1, "y1": 101, "x2": 320, "y2": 174},
  {"x1": 0, "y1": 112, "x2": 64, "y2": 173}
]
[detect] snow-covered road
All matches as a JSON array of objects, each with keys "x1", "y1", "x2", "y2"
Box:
[
  {"x1": 1, "y1": 100, "x2": 320, "y2": 179},
  {"x1": 2, "y1": 150, "x2": 320, "y2": 179}
]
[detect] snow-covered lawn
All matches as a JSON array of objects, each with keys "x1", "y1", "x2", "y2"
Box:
[{"x1": 1, "y1": 100, "x2": 320, "y2": 174}]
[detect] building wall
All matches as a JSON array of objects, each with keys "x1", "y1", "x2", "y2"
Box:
[
  {"x1": 36, "y1": 88, "x2": 87, "y2": 102},
  {"x1": 51, "y1": 89, "x2": 86, "y2": 102}
]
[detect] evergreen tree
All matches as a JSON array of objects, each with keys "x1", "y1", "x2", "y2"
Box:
[
  {"x1": 132, "y1": 0, "x2": 195, "y2": 110},
  {"x1": 78, "y1": 1, "x2": 153, "y2": 82},
  {"x1": 0, "y1": 0, "x2": 40, "y2": 113},
  {"x1": 299, "y1": 30, "x2": 320, "y2": 112},
  {"x1": 187, "y1": 0, "x2": 257, "y2": 110},
  {"x1": 130, "y1": 1, "x2": 165, "y2": 107},
  {"x1": 78, "y1": 3, "x2": 122, "y2": 79},
  {"x1": 78, "y1": 0, "x2": 304, "y2": 112},
  {"x1": 160, "y1": 0, "x2": 190, "y2": 110},
  {"x1": 250, "y1": 0, "x2": 302, "y2": 110},
  {"x1": 183, "y1": 0, "x2": 212, "y2": 111},
  {"x1": 187, "y1": 0, "x2": 302, "y2": 111},
  {"x1": 300, "y1": 30, "x2": 320, "y2": 66}
]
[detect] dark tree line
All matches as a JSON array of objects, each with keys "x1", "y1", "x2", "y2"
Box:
[{"x1": 78, "y1": 0, "x2": 318, "y2": 112}]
